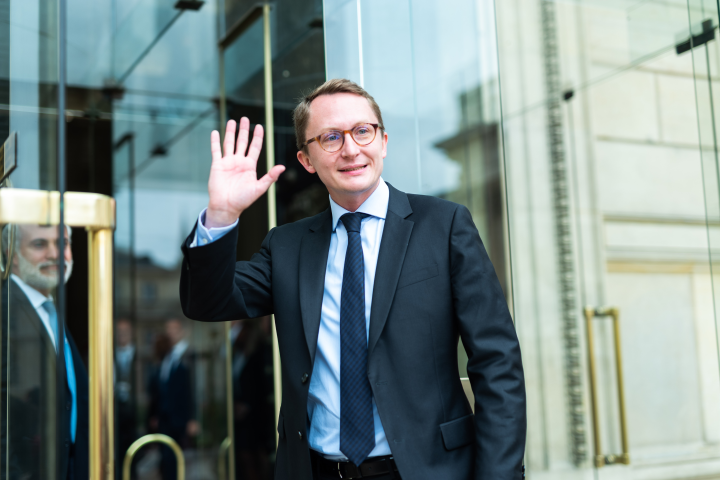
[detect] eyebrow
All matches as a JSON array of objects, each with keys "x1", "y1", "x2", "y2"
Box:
[{"x1": 318, "y1": 122, "x2": 374, "y2": 133}]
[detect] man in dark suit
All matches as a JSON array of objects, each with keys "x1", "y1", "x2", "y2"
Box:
[
  {"x1": 180, "y1": 79, "x2": 526, "y2": 480},
  {"x1": 1, "y1": 224, "x2": 89, "y2": 480},
  {"x1": 147, "y1": 319, "x2": 197, "y2": 480}
]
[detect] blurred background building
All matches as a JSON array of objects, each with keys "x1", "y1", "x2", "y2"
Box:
[{"x1": 2, "y1": 0, "x2": 720, "y2": 478}]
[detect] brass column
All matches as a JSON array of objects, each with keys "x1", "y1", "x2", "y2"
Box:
[
  {"x1": 262, "y1": 2, "x2": 282, "y2": 439},
  {"x1": 0, "y1": 189, "x2": 116, "y2": 479},
  {"x1": 89, "y1": 227, "x2": 115, "y2": 479}
]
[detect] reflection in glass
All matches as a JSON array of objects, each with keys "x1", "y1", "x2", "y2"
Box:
[
  {"x1": 324, "y1": 0, "x2": 507, "y2": 384},
  {"x1": 2, "y1": 224, "x2": 84, "y2": 479},
  {"x1": 325, "y1": 0, "x2": 720, "y2": 478},
  {"x1": 496, "y1": 0, "x2": 720, "y2": 477}
]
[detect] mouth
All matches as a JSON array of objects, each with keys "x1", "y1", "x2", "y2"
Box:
[{"x1": 339, "y1": 164, "x2": 367, "y2": 173}]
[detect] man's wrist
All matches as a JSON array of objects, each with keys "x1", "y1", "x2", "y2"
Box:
[{"x1": 205, "y1": 207, "x2": 240, "y2": 228}]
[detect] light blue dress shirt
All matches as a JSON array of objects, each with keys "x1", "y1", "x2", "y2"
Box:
[{"x1": 191, "y1": 179, "x2": 392, "y2": 460}]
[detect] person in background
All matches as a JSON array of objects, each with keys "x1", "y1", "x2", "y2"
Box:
[
  {"x1": 148, "y1": 319, "x2": 198, "y2": 480},
  {"x1": 1, "y1": 224, "x2": 89, "y2": 480},
  {"x1": 115, "y1": 318, "x2": 138, "y2": 478}
]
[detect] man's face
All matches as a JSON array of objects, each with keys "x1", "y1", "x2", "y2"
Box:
[
  {"x1": 165, "y1": 320, "x2": 184, "y2": 346},
  {"x1": 297, "y1": 93, "x2": 388, "y2": 202},
  {"x1": 116, "y1": 320, "x2": 132, "y2": 347},
  {"x1": 12, "y1": 225, "x2": 73, "y2": 293}
]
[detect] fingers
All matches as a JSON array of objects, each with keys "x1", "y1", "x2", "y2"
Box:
[
  {"x1": 236, "y1": 117, "x2": 250, "y2": 156},
  {"x1": 246, "y1": 124, "x2": 265, "y2": 162},
  {"x1": 210, "y1": 130, "x2": 221, "y2": 162},
  {"x1": 257, "y1": 165, "x2": 286, "y2": 192},
  {"x1": 223, "y1": 120, "x2": 236, "y2": 157}
]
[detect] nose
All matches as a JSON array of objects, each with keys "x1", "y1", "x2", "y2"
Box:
[
  {"x1": 340, "y1": 131, "x2": 359, "y2": 157},
  {"x1": 47, "y1": 241, "x2": 59, "y2": 260}
]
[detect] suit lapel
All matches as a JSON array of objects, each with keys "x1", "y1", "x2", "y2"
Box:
[
  {"x1": 368, "y1": 185, "x2": 413, "y2": 357},
  {"x1": 299, "y1": 209, "x2": 333, "y2": 362},
  {"x1": 8, "y1": 279, "x2": 56, "y2": 356}
]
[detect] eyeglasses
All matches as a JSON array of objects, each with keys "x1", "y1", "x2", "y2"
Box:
[{"x1": 301, "y1": 123, "x2": 382, "y2": 153}]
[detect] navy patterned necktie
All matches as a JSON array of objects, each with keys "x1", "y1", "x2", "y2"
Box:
[{"x1": 339, "y1": 212, "x2": 375, "y2": 466}]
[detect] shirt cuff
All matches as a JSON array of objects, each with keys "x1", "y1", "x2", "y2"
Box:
[{"x1": 190, "y1": 208, "x2": 238, "y2": 248}]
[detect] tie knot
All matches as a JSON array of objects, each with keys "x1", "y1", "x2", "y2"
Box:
[
  {"x1": 340, "y1": 212, "x2": 369, "y2": 233},
  {"x1": 42, "y1": 299, "x2": 57, "y2": 317}
]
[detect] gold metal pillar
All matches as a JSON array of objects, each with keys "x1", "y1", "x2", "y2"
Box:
[
  {"x1": 89, "y1": 227, "x2": 115, "y2": 479},
  {"x1": 262, "y1": 3, "x2": 282, "y2": 440}
]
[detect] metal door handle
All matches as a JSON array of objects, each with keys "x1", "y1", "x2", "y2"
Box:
[
  {"x1": 583, "y1": 306, "x2": 630, "y2": 468},
  {"x1": 218, "y1": 436, "x2": 232, "y2": 480},
  {"x1": 123, "y1": 434, "x2": 185, "y2": 480},
  {"x1": 0, "y1": 188, "x2": 116, "y2": 478}
]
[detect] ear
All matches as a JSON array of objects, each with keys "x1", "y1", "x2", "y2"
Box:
[
  {"x1": 11, "y1": 249, "x2": 19, "y2": 272},
  {"x1": 297, "y1": 150, "x2": 316, "y2": 174},
  {"x1": 381, "y1": 130, "x2": 388, "y2": 159}
]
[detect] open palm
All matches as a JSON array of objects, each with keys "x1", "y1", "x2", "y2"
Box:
[{"x1": 206, "y1": 118, "x2": 285, "y2": 228}]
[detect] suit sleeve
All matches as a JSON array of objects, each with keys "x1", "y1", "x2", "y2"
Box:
[
  {"x1": 449, "y1": 205, "x2": 526, "y2": 480},
  {"x1": 180, "y1": 222, "x2": 274, "y2": 322}
]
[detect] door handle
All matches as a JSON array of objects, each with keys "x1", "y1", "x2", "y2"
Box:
[
  {"x1": 218, "y1": 436, "x2": 232, "y2": 480},
  {"x1": 583, "y1": 306, "x2": 630, "y2": 468},
  {"x1": 0, "y1": 188, "x2": 116, "y2": 479},
  {"x1": 123, "y1": 434, "x2": 185, "y2": 480}
]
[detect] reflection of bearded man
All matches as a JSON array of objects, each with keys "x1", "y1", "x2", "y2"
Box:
[
  {"x1": 16, "y1": 244, "x2": 73, "y2": 290},
  {"x1": 2, "y1": 224, "x2": 74, "y2": 295}
]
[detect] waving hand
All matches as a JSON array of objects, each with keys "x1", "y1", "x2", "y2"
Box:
[{"x1": 205, "y1": 118, "x2": 285, "y2": 228}]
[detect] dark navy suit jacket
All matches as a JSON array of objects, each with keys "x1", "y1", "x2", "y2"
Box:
[
  {"x1": 180, "y1": 184, "x2": 526, "y2": 479},
  {"x1": 0, "y1": 279, "x2": 89, "y2": 480}
]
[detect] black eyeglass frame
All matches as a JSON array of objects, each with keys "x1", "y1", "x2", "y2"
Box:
[{"x1": 301, "y1": 123, "x2": 384, "y2": 152}]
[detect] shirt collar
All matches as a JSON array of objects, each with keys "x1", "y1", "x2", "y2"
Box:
[
  {"x1": 117, "y1": 344, "x2": 135, "y2": 356},
  {"x1": 172, "y1": 339, "x2": 189, "y2": 359},
  {"x1": 11, "y1": 273, "x2": 51, "y2": 310},
  {"x1": 329, "y1": 178, "x2": 389, "y2": 232}
]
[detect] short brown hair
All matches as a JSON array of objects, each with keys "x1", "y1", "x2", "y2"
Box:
[{"x1": 292, "y1": 78, "x2": 385, "y2": 152}]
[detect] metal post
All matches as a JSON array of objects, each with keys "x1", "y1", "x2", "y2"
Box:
[
  {"x1": 262, "y1": 3, "x2": 282, "y2": 442},
  {"x1": 89, "y1": 227, "x2": 115, "y2": 479}
]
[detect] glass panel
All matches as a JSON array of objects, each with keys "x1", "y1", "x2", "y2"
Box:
[
  {"x1": 219, "y1": 3, "x2": 326, "y2": 477},
  {"x1": 2, "y1": 0, "x2": 64, "y2": 477},
  {"x1": 686, "y1": 6, "x2": 720, "y2": 469},
  {"x1": 325, "y1": 0, "x2": 720, "y2": 478},
  {"x1": 323, "y1": 0, "x2": 507, "y2": 403},
  {"x1": 109, "y1": 2, "x2": 231, "y2": 478},
  {"x1": 495, "y1": 0, "x2": 720, "y2": 477}
]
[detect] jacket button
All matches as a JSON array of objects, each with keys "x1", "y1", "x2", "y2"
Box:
[
  {"x1": 298, "y1": 431, "x2": 303, "y2": 440},
  {"x1": 301, "y1": 373, "x2": 309, "y2": 384}
]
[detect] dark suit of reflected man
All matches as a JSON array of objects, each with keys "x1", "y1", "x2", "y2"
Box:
[
  {"x1": 180, "y1": 79, "x2": 526, "y2": 480},
  {"x1": 148, "y1": 319, "x2": 198, "y2": 480},
  {"x1": 1, "y1": 224, "x2": 89, "y2": 480}
]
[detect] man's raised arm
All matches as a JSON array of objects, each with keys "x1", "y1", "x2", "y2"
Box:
[{"x1": 179, "y1": 118, "x2": 284, "y2": 321}]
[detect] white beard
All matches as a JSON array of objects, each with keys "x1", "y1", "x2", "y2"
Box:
[{"x1": 17, "y1": 253, "x2": 74, "y2": 291}]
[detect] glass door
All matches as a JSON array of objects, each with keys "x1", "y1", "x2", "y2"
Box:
[
  {"x1": 1, "y1": 0, "x2": 66, "y2": 477},
  {"x1": 217, "y1": 2, "x2": 327, "y2": 478},
  {"x1": 219, "y1": 8, "x2": 278, "y2": 480},
  {"x1": 0, "y1": 0, "x2": 118, "y2": 473},
  {"x1": 495, "y1": 0, "x2": 720, "y2": 478}
]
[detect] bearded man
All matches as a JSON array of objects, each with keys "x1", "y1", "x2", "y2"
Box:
[{"x1": 1, "y1": 224, "x2": 89, "y2": 480}]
